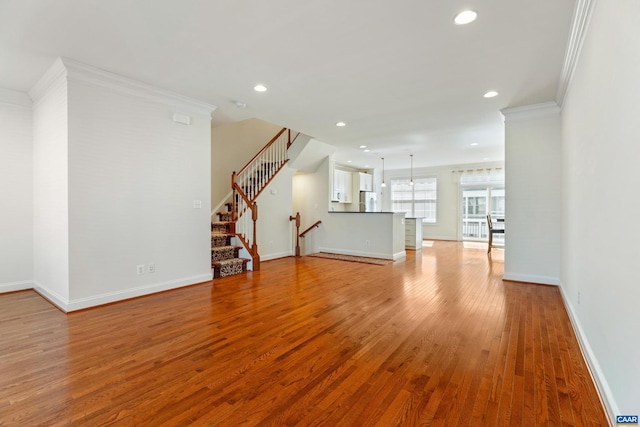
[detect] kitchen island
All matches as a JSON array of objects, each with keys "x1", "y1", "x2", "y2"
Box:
[{"x1": 320, "y1": 211, "x2": 406, "y2": 260}]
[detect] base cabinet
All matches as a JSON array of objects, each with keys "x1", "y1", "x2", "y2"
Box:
[{"x1": 405, "y1": 217, "x2": 423, "y2": 250}]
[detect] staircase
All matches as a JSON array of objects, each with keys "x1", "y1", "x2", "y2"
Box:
[
  {"x1": 211, "y1": 203, "x2": 249, "y2": 278},
  {"x1": 211, "y1": 128, "x2": 301, "y2": 278}
]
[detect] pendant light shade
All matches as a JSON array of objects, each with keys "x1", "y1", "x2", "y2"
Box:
[
  {"x1": 409, "y1": 154, "x2": 414, "y2": 186},
  {"x1": 381, "y1": 157, "x2": 386, "y2": 187}
]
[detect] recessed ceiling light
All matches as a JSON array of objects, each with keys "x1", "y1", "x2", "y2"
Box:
[
  {"x1": 347, "y1": 160, "x2": 352, "y2": 163},
  {"x1": 336, "y1": 121, "x2": 346, "y2": 127},
  {"x1": 454, "y1": 10, "x2": 477, "y2": 25},
  {"x1": 483, "y1": 90, "x2": 499, "y2": 98},
  {"x1": 364, "y1": 149, "x2": 370, "y2": 152},
  {"x1": 470, "y1": 142, "x2": 479, "y2": 146},
  {"x1": 253, "y1": 84, "x2": 267, "y2": 92},
  {"x1": 483, "y1": 157, "x2": 489, "y2": 161},
  {"x1": 360, "y1": 145, "x2": 367, "y2": 149}
]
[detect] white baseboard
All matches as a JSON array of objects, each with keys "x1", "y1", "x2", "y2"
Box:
[
  {"x1": 261, "y1": 250, "x2": 293, "y2": 262},
  {"x1": 0, "y1": 280, "x2": 34, "y2": 293},
  {"x1": 503, "y1": 272, "x2": 560, "y2": 286},
  {"x1": 558, "y1": 284, "x2": 617, "y2": 425},
  {"x1": 318, "y1": 247, "x2": 394, "y2": 260},
  {"x1": 35, "y1": 273, "x2": 213, "y2": 312}
]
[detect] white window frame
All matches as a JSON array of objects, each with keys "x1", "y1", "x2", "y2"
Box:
[{"x1": 390, "y1": 176, "x2": 437, "y2": 223}]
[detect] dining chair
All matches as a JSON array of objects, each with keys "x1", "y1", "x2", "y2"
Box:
[{"x1": 487, "y1": 214, "x2": 504, "y2": 253}]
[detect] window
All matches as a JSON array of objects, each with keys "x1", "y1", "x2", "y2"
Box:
[{"x1": 391, "y1": 176, "x2": 437, "y2": 223}]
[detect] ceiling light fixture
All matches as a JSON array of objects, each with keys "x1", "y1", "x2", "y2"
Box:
[
  {"x1": 483, "y1": 90, "x2": 499, "y2": 98},
  {"x1": 336, "y1": 121, "x2": 346, "y2": 127},
  {"x1": 364, "y1": 149, "x2": 370, "y2": 152},
  {"x1": 360, "y1": 145, "x2": 367, "y2": 149},
  {"x1": 470, "y1": 142, "x2": 479, "y2": 146},
  {"x1": 409, "y1": 154, "x2": 414, "y2": 186},
  {"x1": 253, "y1": 84, "x2": 267, "y2": 92},
  {"x1": 381, "y1": 158, "x2": 386, "y2": 188},
  {"x1": 454, "y1": 10, "x2": 477, "y2": 25}
]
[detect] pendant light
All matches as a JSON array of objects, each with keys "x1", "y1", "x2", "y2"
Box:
[
  {"x1": 409, "y1": 154, "x2": 414, "y2": 186},
  {"x1": 380, "y1": 157, "x2": 386, "y2": 187}
]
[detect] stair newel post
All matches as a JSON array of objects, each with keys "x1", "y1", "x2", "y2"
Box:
[
  {"x1": 231, "y1": 171, "x2": 238, "y2": 221},
  {"x1": 251, "y1": 202, "x2": 260, "y2": 271},
  {"x1": 289, "y1": 212, "x2": 301, "y2": 257}
]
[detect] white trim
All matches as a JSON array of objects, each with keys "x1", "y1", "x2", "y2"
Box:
[
  {"x1": 502, "y1": 272, "x2": 560, "y2": 286},
  {"x1": 35, "y1": 274, "x2": 213, "y2": 312},
  {"x1": 0, "y1": 280, "x2": 34, "y2": 293},
  {"x1": 558, "y1": 283, "x2": 617, "y2": 425},
  {"x1": 33, "y1": 281, "x2": 69, "y2": 312},
  {"x1": 261, "y1": 251, "x2": 294, "y2": 261},
  {"x1": 556, "y1": 0, "x2": 598, "y2": 107},
  {"x1": 501, "y1": 102, "x2": 561, "y2": 123},
  {"x1": 318, "y1": 246, "x2": 403, "y2": 261},
  {"x1": 0, "y1": 88, "x2": 32, "y2": 108},
  {"x1": 29, "y1": 57, "x2": 217, "y2": 115},
  {"x1": 28, "y1": 57, "x2": 67, "y2": 103}
]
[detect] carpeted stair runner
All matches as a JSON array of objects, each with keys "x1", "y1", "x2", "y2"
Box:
[{"x1": 211, "y1": 205, "x2": 249, "y2": 278}]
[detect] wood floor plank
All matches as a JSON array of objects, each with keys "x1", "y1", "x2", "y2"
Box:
[{"x1": 0, "y1": 242, "x2": 609, "y2": 426}]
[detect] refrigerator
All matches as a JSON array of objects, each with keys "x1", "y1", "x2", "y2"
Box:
[{"x1": 359, "y1": 191, "x2": 377, "y2": 212}]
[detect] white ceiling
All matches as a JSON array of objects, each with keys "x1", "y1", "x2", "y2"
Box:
[{"x1": 0, "y1": 0, "x2": 576, "y2": 170}]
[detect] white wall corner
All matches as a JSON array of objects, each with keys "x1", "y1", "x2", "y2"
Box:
[
  {"x1": 556, "y1": 0, "x2": 598, "y2": 107},
  {"x1": 501, "y1": 102, "x2": 561, "y2": 123},
  {"x1": 558, "y1": 283, "x2": 618, "y2": 424}
]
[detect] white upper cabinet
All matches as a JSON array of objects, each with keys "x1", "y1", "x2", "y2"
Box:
[
  {"x1": 356, "y1": 172, "x2": 373, "y2": 191},
  {"x1": 333, "y1": 169, "x2": 353, "y2": 203}
]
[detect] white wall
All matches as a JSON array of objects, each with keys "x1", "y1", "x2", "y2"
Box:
[
  {"x1": 561, "y1": 0, "x2": 640, "y2": 416},
  {"x1": 0, "y1": 89, "x2": 33, "y2": 292},
  {"x1": 30, "y1": 58, "x2": 215, "y2": 311},
  {"x1": 255, "y1": 165, "x2": 296, "y2": 261},
  {"x1": 31, "y1": 65, "x2": 71, "y2": 303},
  {"x1": 502, "y1": 104, "x2": 562, "y2": 285},
  {"x1": 211, "y1": 118, "x2": 283, "y2": 210}
]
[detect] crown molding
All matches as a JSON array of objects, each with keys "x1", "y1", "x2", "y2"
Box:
[
  {"x1": 501, "y1": 101, "x2": 560, "y2": 122},
  {"x1": 29, "y1": 57, "x2": 217, "y2": 116},
  {"x1": 0, "y1": 87, "x2": 32, "y2": 108},
  {"x1": 556, "y1": 0, "x2": 598, "y2": 107},
  {"x1": 28, "y1": 57, "x2": 67, "y2": 105}
]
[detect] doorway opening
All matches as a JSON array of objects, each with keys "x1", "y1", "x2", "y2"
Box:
[{"x1": 461, "y1": 185, "x2": 505, "y2": 243}]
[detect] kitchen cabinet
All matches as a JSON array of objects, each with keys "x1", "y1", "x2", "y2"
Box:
[
  {"x1": 405, "y1": 217, "x2": 423, "y2": 250},
  {"x1": 332, "y1": 169, "x2": 353, "y2": 203},
  {"x1": 355, "y1": 172, "x2": 373, "y2": 191}
]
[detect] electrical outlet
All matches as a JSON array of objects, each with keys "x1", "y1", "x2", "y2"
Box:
[
  {"x1": 148, "y1": 263, "x2": 155, "y2": 274},
  {"x1": 136, "y1": 265, "x2": 145, "y2": 275},
  {"x1": 365, "y1": 240, "x2": 371, "y2": 247}
]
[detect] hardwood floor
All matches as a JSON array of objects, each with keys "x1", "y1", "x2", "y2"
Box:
[{"x1": 0, "y1": 241, "x2": 608, "y2": 426}]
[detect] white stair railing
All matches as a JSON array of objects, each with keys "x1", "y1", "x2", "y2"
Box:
[{"x1": 231, "y1": 128, "x2": 299, "y2": 270}]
